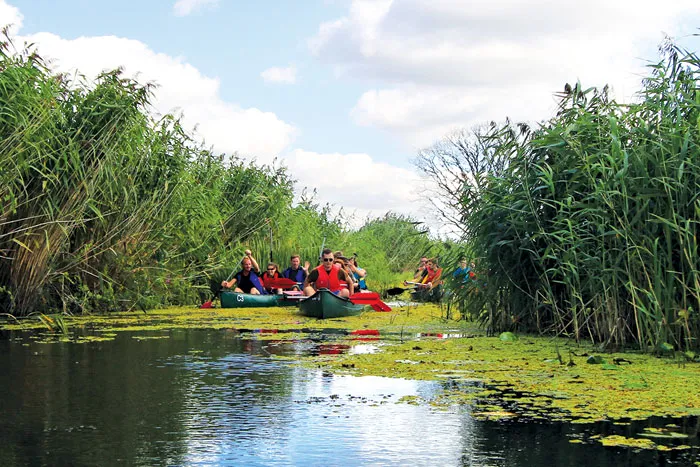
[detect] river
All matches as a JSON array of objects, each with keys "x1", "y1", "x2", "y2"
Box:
[{"x1": 0, "y1": 328, "x2": 696, "y2": 466}]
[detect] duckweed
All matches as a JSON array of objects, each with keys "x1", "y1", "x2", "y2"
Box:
[{"x1": 3, "y1": 302, "x2": 699, "y2": 451}]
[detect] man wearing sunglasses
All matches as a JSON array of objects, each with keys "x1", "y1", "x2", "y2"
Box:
[{"x1": 303, "y1": 248, "x2": 353, "y2": 297}]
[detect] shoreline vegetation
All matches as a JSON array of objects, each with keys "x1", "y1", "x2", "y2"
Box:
[
  {"x1": 0, "y1": 29, "x2": 699, "y2": 359},
  {"x1": 423, "y1": 40, "x2": 700, "y2": 355},
  {"x1": 0, "y1": 32, "x2": 437, "y2": 318}
]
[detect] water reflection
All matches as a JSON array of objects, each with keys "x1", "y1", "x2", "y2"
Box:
[{"x1": 0, "y1": 329, "x2": 696, "y2": 466}]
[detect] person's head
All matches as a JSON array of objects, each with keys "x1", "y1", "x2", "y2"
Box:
[
  {"x1": 419, "y1": 256, "x2": 428, "y2": 267},
  {"x1": 241, "y1": 257, "x2": 253, "y2": 272},
  {"x1": 266, "y1": 262, "x2": 278, "y2": 275},
  {"x1": 470, "y1": 261, "x2": 476, "y2": 269},
  {"x1": 460, "y1": 259, "x2": 468, "y2": 268},
  {"x1": 333, "y1": 258, "x2": 345, "y2": 270},
  {"x1": 290, "y1": 255, "x2": 300, "y2": 269},
  {"x1": 348, "y1": 257, "x2": 357, "y2": 266},
  {"x1": 428, "y1": 258, "x2": 438, "y2": 270},
  {"x1": 321, "y1": 249, "x2": 334, "y2": 271}
]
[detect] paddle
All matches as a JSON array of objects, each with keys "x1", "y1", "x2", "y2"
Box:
[
  {"x1": 201, "y1": 266, "x2": 241, "y2": 308},
  {"x1": 263, "y1": 277, "x2": 300, "y2": 289},
  {"x1": 385, "y1": 285, "x2": 418, "y2": 296},
  {"x1": 348, "y1": 292, "x2": 391, "y2": 311},
  {"x1": 347, "y1": 292, "x2": 380, "y2": 303}
]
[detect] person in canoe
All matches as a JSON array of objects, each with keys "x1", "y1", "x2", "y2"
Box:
[
  {"x1": 453, "y1": 258, "x2": 470, "y2": 282},
  {"x1": 303, "y1": 248, "x2": 354, "y2": 298},
  {"x1": 346, "y1": 256, "x2": 368, "y2": 291},
  {"x1": 414, "y1": 256, "x2": 429, "y2": 281},
  {"x1": 221, "y1": 251, "x2": 266, "y2": 294},
  {"x1": 281, "y1": 254, "x2": 309, "y2": 291},
  {"x1": 261, "y1": 262, "x2": 284, "y2": 294},
  {"x1": 413, "y1": 258, "x2": 443, "y2": 301}
]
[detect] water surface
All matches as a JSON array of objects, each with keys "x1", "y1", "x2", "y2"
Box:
[{"x1": 0, "y1": 329, "x2": 696, "y2": 466}]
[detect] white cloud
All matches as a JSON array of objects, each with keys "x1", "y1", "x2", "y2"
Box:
[
  {"x1": 285, "y1": 149, "x2": 423, "y2": 225},
  {"x1": 17, "y1": 31, "x2": 295, "y2": 161},
  {"x1": 173, "y1": 0, "x2": 219, "y2": 17},
  {"x1": 0, "y1": 0, "x2": 22, "y2": 34},
  {"x1": 311, "y1": 0, "x2": 700, "y2": 147},
  {"x1": 261, "y1": 65, "x2": 297, "y2": 84},
  {"x1": 0, "y1": 0, "x2": 423, "y2": 225}
]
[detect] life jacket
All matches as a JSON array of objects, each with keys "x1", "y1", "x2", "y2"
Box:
[
  {"x1": 314, "y1": 266, "x2": 341, "y2": 292},
  {"x1": 354, "y1": 271, "x2": 367, "y2": 290},
  {"x1": 261, "y1": 271, "x2": 281, "y2": 292},
  {"x1": 283, "y1": 267, "x2": 306, "y2": 284},
  {"x1": 235, "y1": 269, "x2": 266, "y2": 295},
  {"x1": 422, "y1": 268, "x2": 442, "y2": 286}
]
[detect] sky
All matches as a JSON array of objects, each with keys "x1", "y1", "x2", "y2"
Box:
[{"x1": 2, "y1": 0, "x2": 700, "y2": 231}]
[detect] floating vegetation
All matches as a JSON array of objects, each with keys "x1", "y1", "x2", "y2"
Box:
[
  {"x1": 3, "y1": 303, "x2": 699, "y2": 455},
  {"x1": 593, "y1": 434, "x2": 692, "y2": 451}
]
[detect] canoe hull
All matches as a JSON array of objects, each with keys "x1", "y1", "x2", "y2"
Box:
[
  {"x1": 220, "y1": 291, "x2": 300, "y2": 308},
  {"x1": 299, "y1": 289, "x2": 365, "y2": 319}
]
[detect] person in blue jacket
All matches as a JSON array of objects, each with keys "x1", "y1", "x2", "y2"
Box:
[
  {"x1": 281, "y1": 254, "x2": 309, "y2": 291},
  {"x1": 453, "y1": 259, "x2": 470, "y2": 282}
]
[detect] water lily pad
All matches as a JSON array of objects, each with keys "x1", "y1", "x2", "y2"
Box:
[
  {"x1": 499, "y1": 332, "x2": 518, "y2": 342},
  {"x1": 586, "y1": 355, "x2": 605, "y2": 364}
]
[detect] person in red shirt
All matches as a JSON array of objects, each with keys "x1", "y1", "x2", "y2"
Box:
[{"x1": 303, "y1": 248, "x2": 353, "y2": 298}]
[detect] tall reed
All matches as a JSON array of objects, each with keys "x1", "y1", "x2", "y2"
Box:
[{"x1": 430, "y1": 41, "x2": 700, "y2": 351}]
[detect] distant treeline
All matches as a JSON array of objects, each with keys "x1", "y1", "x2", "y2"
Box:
[
  {"x1": 0, "y1": 37, "x2": 439, "y2": 316},
  {"x1": 419, "y1": 41, "x2": 700, "y2": 353}
]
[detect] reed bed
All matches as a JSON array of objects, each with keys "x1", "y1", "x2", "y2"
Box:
[
  {"x1": 448, "y1": 42, "x2": 700, "y2": 352},
  {"x1": 0, "y1": 36, "x2": 437, "y2": 316}
]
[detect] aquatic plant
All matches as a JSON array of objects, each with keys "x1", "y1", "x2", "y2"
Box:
[{"x1": 420, "y1": 40, "x2": 700, "y2": 352}]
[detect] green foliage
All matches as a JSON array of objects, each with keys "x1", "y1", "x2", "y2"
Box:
[
  {"x1": 0, "y1": 37, "x2": 443, "y2": 315},
  {"x1": 440, "y1": 40, "x2": 700, "y2": 351}
]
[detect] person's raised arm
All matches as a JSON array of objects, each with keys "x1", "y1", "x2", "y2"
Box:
[{"x1": 246, "y1": 251, "x2": 260, "y2": 272}]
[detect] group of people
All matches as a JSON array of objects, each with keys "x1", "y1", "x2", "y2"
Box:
[
  {"x1": 404, "y1": 256, "x2": 478, "y2": 301},
  {"x1": 405, "y1": 256, "x2": 444, "y2": 301},
  {"x1": 221, "y1": 248, "x2": 368, "y2": 297}
]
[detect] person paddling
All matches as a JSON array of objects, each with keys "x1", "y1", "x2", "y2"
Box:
[
  {"x1": 303, "y1": 248, "x2": 353, "y2": 298},
  {"x1": 221, "y1": 251, "x2": 266, "y2": 295}
]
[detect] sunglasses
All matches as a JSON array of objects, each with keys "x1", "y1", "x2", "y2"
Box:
[
  {"x1": 322, "y1": 258, "x2": 334, "y2": 262},
  {"x1": 267, "y1": 268, "x2": 275, "y2": 271}
]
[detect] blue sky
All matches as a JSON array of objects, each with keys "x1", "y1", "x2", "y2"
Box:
[
  {"x1": 2, "y1": 0, "x2": 700, "y2": 231},
  {"x1": 12, "y1": 0, "x2": 402, "y2": 163}
]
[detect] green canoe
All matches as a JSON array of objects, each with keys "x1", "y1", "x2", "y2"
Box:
[
  {"x1": 220, "y1": 291, "x2": 301, "y2": 308},
  {"x1": 298, "y1": 289, "x2": 365, "y2": 319}
]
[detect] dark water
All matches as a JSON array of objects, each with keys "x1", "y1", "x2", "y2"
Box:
[{"x1": 0, "y1": 329, "x2": 697, "y2": 466}]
